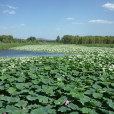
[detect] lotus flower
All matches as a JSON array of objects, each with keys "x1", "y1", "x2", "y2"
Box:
[
  {"x1": 62, "y1": 75, "x2": 65, "y2": 77},
  {"x1": 21, "y1": 72, "x2": 23, "y2": 75},
  {"x1": 109, "y1": 82, "x2": 111, "y2": 84},
  {"x1": 108, "y1": 64, "x2": 111, "y2": 66},
  {"x1": 36, "y1": 67, "x2": 38, "y2": 70},
  {"x1": 65, "y1": 100, "x2": 70, "y2": 106}
]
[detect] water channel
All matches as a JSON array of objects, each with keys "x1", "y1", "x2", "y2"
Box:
[{"x1": 0, "y1": 49, "x2": 71, "y2": 58}]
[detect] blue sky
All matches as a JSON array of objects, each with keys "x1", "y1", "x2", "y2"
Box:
[{"x1": 0, "y1": 0, "x2": 114, "y2": 40}]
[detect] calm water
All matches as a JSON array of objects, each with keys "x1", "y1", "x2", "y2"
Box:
[{"x1": 0, "y1": 49, "x2": 70, "y2": 58}]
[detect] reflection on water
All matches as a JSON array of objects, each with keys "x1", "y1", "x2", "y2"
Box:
[{"x1": 0, "y1": 49, "x2": 70, "y2": 58}]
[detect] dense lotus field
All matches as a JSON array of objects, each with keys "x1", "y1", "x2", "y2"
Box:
[
  {"x1": 11, "y1": 44, "x2": 114, "y2": 55},
  {"x1": 0, "y1": 45, "x2": 114, "y2": 114}
]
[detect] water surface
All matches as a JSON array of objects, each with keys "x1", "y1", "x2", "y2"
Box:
[{"x1": 0, "y1": 49, "x2": 70, "y2": 58}]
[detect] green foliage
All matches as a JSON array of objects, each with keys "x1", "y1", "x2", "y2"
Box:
[
  {"x1": 26, "y1": 36, "x2": 36, "y2": 42},
  {"x1": 0, "y1": 45, "x2": 114, "y2": 113},
  {"x1": 61, "y1": 35, "x2": 114, "y2": 44},
  {"x1": 56, "y1": 35, "x2": 60, "y2": 42},
  {"x1": 0, "y1": 35, "x2": 13, "y2": 43}
]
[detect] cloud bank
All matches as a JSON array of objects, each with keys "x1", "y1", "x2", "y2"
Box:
[
  {"x1": 89, "y1": 20, "x2": 114, "y2": 24},
  {"x1": 2, "y1": 10, "x2": 16, "y2": 15},
  {"x1": 66, "y1": 17, "x2": 75, "y2": 20},
  {"x1": 102, "y1": 2, "x2": 114, "y2": 11},
  {"x1": 0, "y1": 4, "x2": 17, "y2": 15}
]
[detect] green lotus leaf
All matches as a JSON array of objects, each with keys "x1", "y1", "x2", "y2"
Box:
[
  {"x1": 0, "y1": 76, "x2": 7, "y2": 81},
  {"x1": 0, "y1": 86, "x2": 4, "y2": 90},
  {"x1": 38, "y1": 75, "x2": 44, "y2": 79},
  {"x1": 67, "y1": 103, "x2": 78, "y2": 110},
  {"x1": 89, "y1": 100, "x2": 101, "y2": 107},
  {"x1": 81, "y1": 107, "x2": 96, "y2": 114},
  {"x1": 44, "y1": 66, "x2": 51, "y2": 70},
  {"x1": 16, "y1": 84, "x2": 24, "y2": 90},
  {"x1": 47, "y1": 109, "x2": 56, "y2": 114},
  {"x1": 26, "y1": 95, "x2": 37, "y2": 101},
  {"x1": 0, "y1": 95, "x2": 7, "y2": 101},
  {"x1": 98, "y1": 108, "x2": 108, "y2": 114},
  {"x1": 0, "y1": 108, "x2": 6, "y2": 113},
  {"x1": 72, "y1": 70, "x2": 79, "y2": 76},
  {"x1": 92, "y1": 84, "x2": 102, "y2": 89},
  {"x1": 8, "y1": 77, "x2": 15, "y2": 82},
  {"x1": 15, "y1": 100, "x2": 28, "y2": 107},
  {"x1": 58, "y1": 106, "x2": 71, "y2": 112},
  {"x1": 7, "y1": 87, "x2": 16, "y2": 94},
  {"x1": 109, "y1": 111, "x2": 114, "y2": 114},
  {"x1": 42, "y1": 79, "x2": 50, "y2": 84},
  {"x1": 7, "y1": 97, "x2": 20, "y2": 103},
  {"x1": 6, "y1": 105, "x2": 19, "y2": 112},
  {"x1": 54, "y1": 96, "x2": 67, "y2": 105},
  {"x1": 39, "y1": 96, "x2": 49, "y2": 104},
  {"x1": 17, "y1": 77, "x2": 25, "y2": 82},
  {"x1": 32, "y1": 80, "x2": 39, "y2": 84},
  {"x1": 4, "y1": 84, "x2": 10, "y2": 88},
  {"x1": 79, "y1": 95, "x2": 91, "y2": 105},
  {"x1": 71, "y1": 93, "x2": 84, "y2": 99},
  {"x1": 111, "y1": 83, "x2": 114, "y2": 87},
  {"x1": 0, "y1": 101, "x2": 3, "y2": 107},
  {"x1": 31, "y1": 108, "x2": 46, "y2": 114},
  {"x1": 70, "y1": 112, "x2": 79, "y2": 114},
  {"x1": 12, "y1": 109, "x2": 29, "y2": 114},
  {"x1": 93, "y1": 93, "x2": 103, "y2": 99},
  {"x1": 81, "y1": 107, "x2": 90, "y2": 113},
  {"x1": 46, "y1": 87, "x2": 54, "y2": 96},
  {"x1": 0, "y1": 81, "x2": 3, "y2": 85},
  {"x1": 28, "y1": 104, "x2": 41, "y2": 109},
  {"x1": 107, "y1": 99, "x2": 114, "y2": 109}
]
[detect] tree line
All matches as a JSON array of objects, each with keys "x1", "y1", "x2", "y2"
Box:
[
  {"x1": 57, "y1": 35, "x2": 114, "y2": 44},
  {"x1": 0, "y1": 35, "x2": 114, "y2": 44},
  {"x1": 0, "y1": 35, "x2": 47, "y2": 43}
]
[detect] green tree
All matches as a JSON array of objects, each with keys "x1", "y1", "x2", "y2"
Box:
[
  {"x1": 26, "y1": 36, "x2": 36, "y2": 42},
  {"x1": 56, "y1": 36, "x2": 60, "y2": 42},
  {"x1": 0, "y1": 35, "x2": 14, "y2": 43}
]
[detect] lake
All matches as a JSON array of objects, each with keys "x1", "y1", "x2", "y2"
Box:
[{"x1": 0, "y1": 49, "x2": 71, "y2": 58}]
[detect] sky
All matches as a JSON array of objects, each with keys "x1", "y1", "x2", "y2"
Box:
[{"x1": 0, "y1": 0, "x2": 114, "y2": 40}]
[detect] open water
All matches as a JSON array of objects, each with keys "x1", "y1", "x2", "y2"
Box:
[{"x1": 0, "y1": 49, "x2": 70, "y2": 58}]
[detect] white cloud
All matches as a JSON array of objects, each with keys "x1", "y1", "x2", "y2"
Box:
[
  {"x1": 1, "y1": 4, "x2": 17, "y2": 15},
  {"x1": 102, "y1": 2, "x2": 114, "y2": 11},
  {"x1": 20, "y1": 24, "x2": 25, "y2": 26},
  {"x1": 2, "y1": 10, "x2": 16, "y2": 15},
  {"x1": 71, "y1": 22, "x2": 83, "y2": 24},
  {"x1": 0, "y1": 4, "x2": 17, "y2": 9},
  {"x1": 6, "y1": 5, "x2": 17, "y2": 9},
  {"x1": 9, "y1": 10, "x2": 16, "y2": 15},
  {"x1": 66, "y1": 17, "x2": 75, "y2": 20},
  {"x1": 88, "y1": 19, "x2": 114, "y2": 24},
  {"x1": 11, "y1": 24, "x2": 25, "y2": 28}
]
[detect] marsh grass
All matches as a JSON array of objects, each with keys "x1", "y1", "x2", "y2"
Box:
[
  {"x1": 0, "y1": 43, "x2": 26, "y2": 50},
  {"x1": 0, "y1": 42, "x2": 114, "y2": 50}
]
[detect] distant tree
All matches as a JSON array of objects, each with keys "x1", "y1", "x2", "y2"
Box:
[
  {"x1": 0, "y1": 35, "x2": 14, "y2": 43},
  {"x1": 56, "y1": 36, "x2": 60, "y2": 42},
  {"x1": 26, "y1": 36, "x2": 36, "y2": 42}
]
